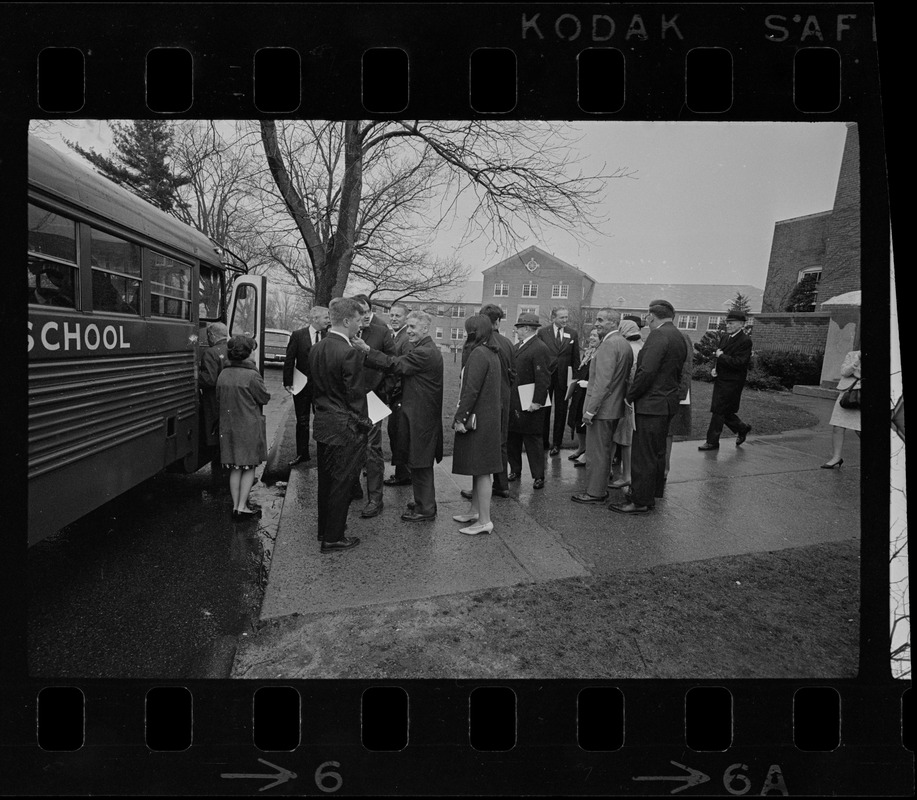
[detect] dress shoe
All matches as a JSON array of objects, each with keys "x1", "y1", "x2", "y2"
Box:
[
  {"x1": 507, "y1": 472, "x2": 519, "y2": 482},
  {"x1": 383, "y1": 475, "x2": 412, "y2": 486},
  {"x1": 533, "y1": 478, "x2": 545, "y2": 490},
  {"x1": 459, "y1": 521, "x2": 494, "y2": 535},
  {"x1": 609, "y1": 502, "x2": 651, "y2": 514},
  {"x1": 321, "y1": 536, "x2": 361, "y2": 553},
  {"x1": 820, "y1": 458, "x2": 844, "y2": 469},
  {"x1": 401, "y1": 510, "x2": 436, "y2": 522},
  {"x1": 697, "y1": 442, "x2": 719, "y2": 451},
  {"x1": 736, "y1": 424, "x2": 751, "y2": 446},
  {"x1": 568, "y1": 452, "x2": 584, "y2": 461},
  {"x1": 245, "y1": 500, "x2": 262, "y2": 511},
  {"x1": 288, "y1": 454, "x2": 310, "y2": 466},
  {"x1": 608, "y1": 479, "x2": 630, "y2": 489},
  {"x1": 492, "y1": 488, "x2": 510, "y2": 498},
  {"x1": 453, "y1": 512, "x2": 479, "y2": 523},
  {"x1": 549, "y1": 446, "x2": 560, "y2": 457},
  {"x1": 573, "y1": 461, "x2": 586, "y2": 468},
  {"x1": 460, "y1": 489, "x2": 474, "y2": 500},
  {"x1": 360, "y1": 502, "x2": 383, "y2": 518},
  {"x1": 571, "y1": 492, "x2": 608, "y2": 504}
]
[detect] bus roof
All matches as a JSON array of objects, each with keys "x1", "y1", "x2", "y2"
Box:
[{"x1": 28, "y1": 134, "x2": 224, "y2": 269}]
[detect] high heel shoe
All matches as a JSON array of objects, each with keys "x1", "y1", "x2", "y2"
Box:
[
  {"x1": 568, "y1": 452, "x2": 584, "y2": 461},
  {"x1": 459, "y1": 521, "x2": 494, "y2": 535},
  {"x1": 820, "y1": 459, "x2": 844, "y2": 469},
  {"x1": 452, "y1": 512, "x2": 480, "y2": 523}
]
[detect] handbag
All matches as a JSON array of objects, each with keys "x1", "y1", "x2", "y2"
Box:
[{"x1": 839, "y1": 378, "x2": 860, "y2": 410}]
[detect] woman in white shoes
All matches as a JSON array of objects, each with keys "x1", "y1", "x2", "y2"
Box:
[{"x1": 451, "y1": 315, "x2": 503, "y2": 535}]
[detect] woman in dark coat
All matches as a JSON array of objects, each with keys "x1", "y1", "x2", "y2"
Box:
[
  {"x1": 452, "y1": 315, "x2": 503, "y2": 535},
  {"x1": 217, "y1": 336, "x2": 271, "y2": 520},
  {"x1": 565, "y1": 326, "x2": 601, "y2": 465}
]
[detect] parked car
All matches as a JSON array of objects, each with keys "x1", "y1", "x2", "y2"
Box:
[{"x1": 263, "y1": 328, "x2": 291, "y2": 366}]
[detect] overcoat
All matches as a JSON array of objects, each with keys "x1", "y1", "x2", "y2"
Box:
[
  {"x1": 217, "y1": 361, "x2": 271, "y2": 465},
  {"x1": 508, "y1": 334, "x2": 551, "y2": 435},
  {"x1": 626, "y1": 321, "x2": 688, "y2": 416},
  {"x1": 583, "y1": 330, "x2": 633, "y2": 421},
  {"x1": 710, "y1": 329, "x2": 752, "y2": 415},
  {"x1": 359, "y1": 315, "x2": 396, "y2": 396},
  {"x1": 452, "y1": 344, "x2": 504, "y2": 475},
  {"x1": 364, "y1": 335, "x2": 443, "y2": 468},
  {"x1": 199, "y1": 341, "x2": 228, "y2": 446}
]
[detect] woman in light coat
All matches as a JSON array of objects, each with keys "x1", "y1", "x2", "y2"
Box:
[{"x1": 822, "y1": 349, "x2": 861, "y2": 468}]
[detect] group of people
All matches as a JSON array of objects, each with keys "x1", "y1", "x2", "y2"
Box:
[{"x1": 201, "y1": 291, "x2": 859, "y2": 550}]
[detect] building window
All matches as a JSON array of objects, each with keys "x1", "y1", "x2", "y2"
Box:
[
  {"x1": 150, "y1": 252, "x2": 192, "y2": 320},
  {"x1": 89, "y1": 227, "x2": 142, "y2": 315},
  {"x1": 551, "y1": 283, "x2": 569, "y2": 299},
  {"x1": 494, "y1": 282, "x2": 509, "y2": 297},
  {"x1": 522, "y1": 283, "x2": 538, "y2": 298},
  {"x1": 616, "y1": 296, "x2": 627, "y2": 306},
  {"x1": 677, "y1": 315, "x2": 698, "y2": 331},
  {"x1": 451, "y1": 327, "x2": 465, "y2": 340},
  {"x1": 519, "y1": 305, "x2": 539, "y2": 317},
  {"x1": 582, "y1": 310, "x2": 595, "y2": 325},
  {"x1": 707, "y1": 315, "x2": 725, "y2": 330},
  {"x1": 435, "y1": 327, "x2": 443, "y2": 339},
  {"x1": 449, "y1": 304, "x2": 465, "y2": 318},
  {"x1": 28, "y1": 204, "x2": 79, "y2": 309},
  {"x1": 436, "y1": 305, "x2": 446, "y2": 316}
]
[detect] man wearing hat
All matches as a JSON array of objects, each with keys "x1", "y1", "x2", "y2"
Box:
[
  {"x1": 507, "y1": 312, "x2": 551, "y2": 490},
  {"x1": 698, "y1": 310, "x2": 753, "y2": 450}
]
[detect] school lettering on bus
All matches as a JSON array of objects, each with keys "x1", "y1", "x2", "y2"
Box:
[{"x1": 29, "y1": 319, "x2": 132, "y2": 354}]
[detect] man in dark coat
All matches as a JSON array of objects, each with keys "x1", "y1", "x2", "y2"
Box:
[
  {"x1": 199, "y1": 322, "x2": 229, "y2": 480},
  {"x1": 383, "y1": 303, "x2": 414, "y2": 487},
  {"x1": 537, "y1": 306, "x2": 580, "y2": 456},
  {"x1": 309, "y1": 297, "x2": 368, "y2": 553},
  {"x1": 459, "y1": 304, "x2": 516, "y2": 501},
  {"x1": 507, "y1": 312, "x2": 551, "y2": 490},
  {"x1": 353, "y1": 294, "x2": 396, "y2": 518},
  {"x1": 354, "y1": 311, "x2": 444, "y2": 521},
  {"x1": 698, "y1": 310, "x2": 753, "y2": 450},
  {"x1": 611, "y1": 300, "x2": 688, "y2": 514},
  {"x1": 283, "y1": 306, "x2": 330, "y2": 466}
]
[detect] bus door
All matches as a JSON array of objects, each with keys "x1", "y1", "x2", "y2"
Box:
[{"x1": 227, "y1": 274, "x2": 267, "y2": 374}]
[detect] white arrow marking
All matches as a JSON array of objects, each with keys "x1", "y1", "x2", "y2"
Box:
[
  {"x1": 221, "y1": 758, "x2": 297, "y2": 791},
  {"x1": 633, "y1": 761, "x2": 710, "y2": 794}
]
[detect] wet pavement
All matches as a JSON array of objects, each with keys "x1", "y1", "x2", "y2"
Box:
[{"x1": 249, "y1": 391, "x2": 860, "y2": 633}]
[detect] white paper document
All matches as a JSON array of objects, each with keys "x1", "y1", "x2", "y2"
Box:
[
  {"x1": 567, "y1": 366, "x2": 573, "y2": 385},
  {"x1": 517, "y1": 383, "x2": 551, "y2": 409},
  {"x1": 291, "y1": 368, "x2": 308, "y2": 395},
  {"x1": 366, "y1": 390, "x2": 392, "y2": 425}
]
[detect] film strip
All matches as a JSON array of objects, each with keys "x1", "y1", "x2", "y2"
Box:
[{"x1": 2, "y1": 2, "x2": 909, "y2": 795}]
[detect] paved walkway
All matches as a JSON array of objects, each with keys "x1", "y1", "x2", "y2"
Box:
[{"x1": 257, "y1": 392, "x2": 860, "y2": 621}]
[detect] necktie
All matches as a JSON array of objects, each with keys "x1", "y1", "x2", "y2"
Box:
[
  {"x1": 556, "y1": 327, "x2": 561, "y2": 345},
  {"x1": 314, "y1": 330, "x2": 320, "y2": 345}
]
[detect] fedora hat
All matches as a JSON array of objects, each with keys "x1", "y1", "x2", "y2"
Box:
[{"x1": 514, "y1": 312, "x2": 541, "y2": 327}]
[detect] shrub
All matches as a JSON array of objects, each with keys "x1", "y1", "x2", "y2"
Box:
[
  {"x1": 754, "y1": 349, "x2": 824, "y2": 389},
  {"x1": 745, "y1": 367, "x2": 787, "y2": 392},
  {"x1": 693, "y1": 329, "x2": 722, "y2": 364},
  {"x1": 692, "y1": 363, "x2": 715, "y2": 382}
]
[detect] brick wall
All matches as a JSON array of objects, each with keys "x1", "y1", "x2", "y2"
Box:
[
  {"x1": 751, "y1": 313, "x2": 830, "y2": 354},
  {"x1": 761, "y1": 213, "x2": 829, "y2": 312},
  {"x1": 818, "y1": 122, "x2": 861, "y2": 306}
]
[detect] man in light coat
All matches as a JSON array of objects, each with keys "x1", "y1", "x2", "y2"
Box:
[{"x1": 571, "y1": 308, "x2": 634, "y2": 503}]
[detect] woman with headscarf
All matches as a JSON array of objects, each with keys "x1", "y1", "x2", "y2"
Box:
[
  {"x1": 452, "y1": 315, "x2": 503, "y2": 535},
  {"x1": 565, "y1": 326, "x2": 602, "y2": 467},
  {"x1": 822, "y1": 348, "x2": 861, "y2": 468},
  {"x1": 608, "y1": 318, "x2": 644, "y2": 489},
  {"x1": 200, "y1": 322, "x2": 229, "y2": 479},
  {"x1": 217, "y1": 336, "x2": 271, "y2": 520}
]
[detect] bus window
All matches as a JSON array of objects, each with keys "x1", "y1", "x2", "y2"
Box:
[
  {"x1": 28, "y1": 205, "x2": 78, "y2": 308},
  {"x1": 230, "y1": 282, "x2": 256, "y2": 338},
  {"x1": 151, "y1": 253, "x2": 192, "y2": 320},
  {"x1": 199, "y1": 264, "x2": 224, "y2": 321},
  {"x1": 89, "y1": 227, "x2": 142, "y2": 315}
]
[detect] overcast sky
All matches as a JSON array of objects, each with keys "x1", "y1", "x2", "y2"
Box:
[{"x1": 32, "y1": 119, "x2": 849, "y2": 289}]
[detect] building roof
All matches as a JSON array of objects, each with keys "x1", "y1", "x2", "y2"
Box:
[
  {"x1": 483, "y1": 244, "x2": 598, "y2": 284},
  {"x1": 589, "y1": 283, "x2": 763, "y2": 314}
]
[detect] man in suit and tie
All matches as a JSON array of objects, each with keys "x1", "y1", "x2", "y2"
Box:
[
  {"x1": 309, "y1": 297, "x2": 368, "y2": 553},
  {"x1": 383, "y1": 303, "x2": 414, "y2": 487},
  {"x1": 571, "y1": 308, "x2": 634, "y2": 504},
  {"x1": 352, "y1": 294, "x2": 396, "y2": 518},
  {"x1": 460, "y1": 304, "x2": 516, "y2": 501},
  {"x1": 283, "y1": 306, "x2": 330, "y2": 466},
  {"x1": 507, "y1": 312, "x2": 551, "y2": 490},
  {"x1": 698, "y1": 310, "x2": 753, "y2": 450},
  {"x1": 611, "y1": 300, "x2": 688, "y2": 514},
  {"x1": 353, "y1": 311, "x2": 443, "y2": 521},
  {"x1": 537, "y1": 306, "x2": 580, "y2": 456}
]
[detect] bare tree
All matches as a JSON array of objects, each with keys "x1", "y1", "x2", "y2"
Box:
[{"x1": 260, "y1": 120, "x2": 622, "y2": 306}]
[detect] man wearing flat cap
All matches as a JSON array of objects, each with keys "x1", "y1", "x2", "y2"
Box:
[
  {"x1": 507, "y1": 312, "x2": 551, "y2": 490},
  {"x1": 698, "y1": 310, "x2": 753, "y2": 451}
]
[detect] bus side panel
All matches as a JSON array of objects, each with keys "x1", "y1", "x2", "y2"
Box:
[{"x1": 28, "y1": 428, "x2": 169, "y2": 546}]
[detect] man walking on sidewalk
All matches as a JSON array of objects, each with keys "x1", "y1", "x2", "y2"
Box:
[
  {"x1": 698, "y1": 310, "x2": 753, "y2": 451},
  {"x1": 309, "y1": 298, "x2": 368, "y2": 553}
]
